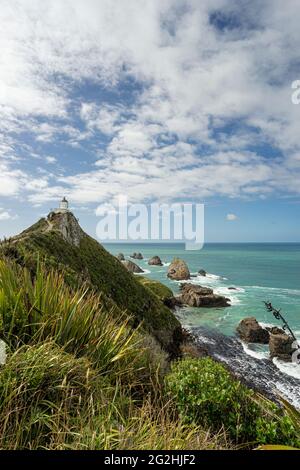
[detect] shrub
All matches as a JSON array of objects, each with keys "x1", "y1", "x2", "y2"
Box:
[{"x1": 165, "y1": 357, "x2": 300, "y2": 446}]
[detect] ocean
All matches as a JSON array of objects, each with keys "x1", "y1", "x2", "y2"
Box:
[{"x1": 104, "y1": 242, "x2": 300, "y2": 407}]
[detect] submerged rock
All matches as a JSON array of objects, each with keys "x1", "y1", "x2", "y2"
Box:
[
  {"x1": 237, "y1": 317, "x2": 269, "y2": 344},
  {"x1": 269, "y1": 333, "x2": 295, "y2": 361},
  {"x1": 148, "y1": 255, "x2": 163, "y2": 266},
  {"x1": 178, "y1": 283, "x2": 230, "y2": 308},
  {"x1": 198, "y1": 269, "x2": 206, "y2": 276},
  {"x1": 116, "y1": 253, "x2": 125, "y2": 261},
  {"x1": 167, "y1": 258, "x2": 190, "y2": 280},
  {"x1": 122, "y1": 260, "x2": 144, "y2": 273}
]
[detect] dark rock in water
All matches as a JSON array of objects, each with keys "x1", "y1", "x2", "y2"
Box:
[
  {"x1": 148, "y1": 255, "x2": 163, "y2": 266},
  {"x1": 164, "y1": 296, "x2": 182, "y2": 309},
  {"x1": 130, "y1": 252, "x2": 143, "y2": 260},
  {"x1": 178, "y1": 283, "x2": 230, "y2": 308},
  {"x1": 198, "y1": 269, "x2": 206, "y2": 276},
  {"x1": 228, "y1": 286, "x2": 238, "y2": 290},
  {"x1": 266, "y1": 326, "x2": 285, "y2": 335},
  {"x1": 122, "y1": 260, "x2": 144, "y2": 273},
  {"x1": 167, "y1": 258, "x2": 190, "y2": 280},
  {"x1": 269, "y1": 333, "x2": 294, "y2": 361},
  {"x1": 237, "y1": 317, "x2": 269, "y2": 344},
  {"x1": 116, "y1": 253, "x2": 125, "y2": 261}
]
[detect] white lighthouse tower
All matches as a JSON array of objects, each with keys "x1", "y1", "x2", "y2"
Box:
[{"x1": 55, "y1": 197, "x2": 69, "y2": 214}]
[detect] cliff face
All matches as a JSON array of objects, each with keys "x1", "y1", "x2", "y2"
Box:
[
  {"x1": 0, "y1": 211, "x2": 182, "y2": 356},
  {"x1": 47, "y1": 212, "x2": 84, "y2": 247}
]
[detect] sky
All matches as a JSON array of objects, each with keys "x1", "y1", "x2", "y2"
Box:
[{"x1": 0, "y1": 0, "x2": 300, "y2": 242}]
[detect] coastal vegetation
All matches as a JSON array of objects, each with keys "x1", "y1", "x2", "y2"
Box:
[
  {"x1": 166, "y1": 357, "x2": 300, "y2": 447},
  {"x1": 0, "y1": 212, "x2": 299, "y2": 450}
]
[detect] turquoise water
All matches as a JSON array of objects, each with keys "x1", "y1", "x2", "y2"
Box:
[{"x1": 104, "y1": 243, "x2": 300, "y2": 339}]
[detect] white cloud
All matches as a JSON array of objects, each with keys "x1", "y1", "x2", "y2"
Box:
[
  {"x1": 80, "y1": 103, "x2": 122, "y2": 135},
  {"x1": 0, "y1": 209, "x2": 18, "y2": 221},
  {"x1": 1, "y1": 0, "x2": 300, "y2": 208},
  {"x1": 45, "y1": 156, "x2": 57, "y2": 164},
  {"x1": 226, "y1": 213, "x2": 238, "y2": 221},
  {"x1": 0, "y1": 211, "x2": 11, "y2": 220}
]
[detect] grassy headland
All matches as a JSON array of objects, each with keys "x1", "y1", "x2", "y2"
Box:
[{"x1": 0, "y1": 212, "x2": 298, "y2": 450}]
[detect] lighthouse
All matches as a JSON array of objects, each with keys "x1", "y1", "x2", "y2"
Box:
[{"x1": 55, "y1": 197, "x2": 69, "y2": 214}]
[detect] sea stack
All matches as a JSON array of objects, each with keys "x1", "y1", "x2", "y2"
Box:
[
  {"x1": 148, "y1": 256, "x2": 163, "y2": 266},
  {"x1": 167, "y1": 258, "x2": 190, "y2": 280}
]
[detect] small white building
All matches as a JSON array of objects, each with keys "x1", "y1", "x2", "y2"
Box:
[{"x1": 55, "y1": 197, "x2": 69, "y2": 214}]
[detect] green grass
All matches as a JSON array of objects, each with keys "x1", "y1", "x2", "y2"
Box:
[
  {"x1": 0, "y1": 221, "x2": 181, "y2": 356},
  {"x1": 0, "y1": 341, "x2": 226, "y2": 450},
  {"x1": 0, "y1": 258, "x2": 227, "y2": 450},
  {"x1": 136, "y1": 276, "x2": 174, "y2": 303}
]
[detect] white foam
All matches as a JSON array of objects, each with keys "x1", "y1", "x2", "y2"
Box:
[
  {"x1": 188, "y1": 275, "x2": 219, "y2": 287},
  {"x1": 274, "y1": 383, "x2": 300, "y2": 409},
  {"x1": 196, "y1": 334, "x2": 216, "y2": 345},
  {"x1": 134, "y1": 269, "x2": 151, "y2": 275},
  {"x1": 228, "y1": 286, "x2": 245, "y2": 293},
  {"x1": 214, "y1": 287, "x2": 242, "y2": 303},
  {"x1": 163, "y1": 262, "x2": 170, "y2": 267},
  {"x1": 206, "y1": 273, "x2": 228, "y2": 281},
  {"x1": 244, "y1": 285, "x2": 300, "y2": 295},
  {"x1": 294, "y1": 330, "x2": 300, "y2": 340},
  {"x1": 273, "y1": 358, "x2": 300, "y2": 380},
  {"x1": 241, "y1": 341, "x2": 270, "y2": 360},
  {"x1": 259, "y1": 322, "x2": 276, "y2": 329}
]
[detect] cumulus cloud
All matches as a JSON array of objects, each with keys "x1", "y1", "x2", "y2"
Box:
[
  {"x1": 226, "y1": 213, "x2": 238, "y2": 221},
  {"x1": 0, "y1": 0, "x2": 300, "y2": 208},
  {"x1": 0, "y1": 208, "x2": 17, "y2": 220},
  {"x1": 0, "y1": 211, "x2": 11, "y2": 221}
]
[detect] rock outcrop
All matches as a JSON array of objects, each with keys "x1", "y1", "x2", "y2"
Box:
[
  {"x1": 266, "y1": 326, "x2": 285, "y2": 335},
  {"x1": 48, "y1": 212, "x2": 84, "y2": 247},
  {"x1": 198, "y1": 269, "x2": 206, "y2": 276},
  {"x1": 116, "y1": 253, "x2": 125, "y2": 261},
  {"x1": 269, "y1": 333, "x2": 295, "y2": 361},
  {"x1": 167, "y1": 258, "x2": 190, "y2": 280},
  {"x1": 131, "y1": 252, "x2": 143, "y2": 260},
  {"x1": 237, "y1": 317, "x2": 269, "y2": 344},
  {"x1": 148, "y1": 256, "x2": 163, "y2": 266},
  {"x1": 177, "y1": 283, "x2": 230, "y2": 308},
  {"x1": 122, "y1": 260, "x2": 144, "y2": 273}
]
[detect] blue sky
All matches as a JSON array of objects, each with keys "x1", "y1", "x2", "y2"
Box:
[{"x1": 0, "y1": 0, "x2": 300, "y2": 242}]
